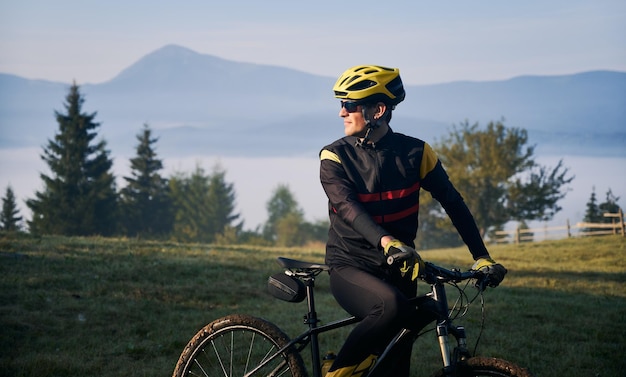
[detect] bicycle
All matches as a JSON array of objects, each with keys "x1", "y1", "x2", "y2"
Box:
[{"x1": 172, "y1": 254, "x2": 534, "y2": 377}]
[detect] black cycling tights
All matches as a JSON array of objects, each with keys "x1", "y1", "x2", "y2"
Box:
[{"x1": 328, "y1": 265, "x2": 417, "y2": 376}]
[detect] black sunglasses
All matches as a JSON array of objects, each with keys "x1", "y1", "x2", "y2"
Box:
[{"x1": 340, "y1": 101, "x2": 362, "y2": 113}]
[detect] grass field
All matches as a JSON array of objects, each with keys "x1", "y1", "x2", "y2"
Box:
[{"x1": 0, "y1": 232, "x2": 624, "y2": 377}]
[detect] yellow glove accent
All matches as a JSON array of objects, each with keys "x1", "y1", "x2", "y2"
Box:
[
  {"x1": 411, "y1": 258, "x2": 425, "y2": 281},
  {"x1": 384, "y1": 239, "x2": 425, "y2": 281},
  {"x1": 383, "y1": 239, "x2": 409, "y2": 254},
  {"x1": 471, "y1": 256, "x2": 507, "y2": 287},
  {"x1": 472, "y1": 257, "x2": 496, "y2": 271}
]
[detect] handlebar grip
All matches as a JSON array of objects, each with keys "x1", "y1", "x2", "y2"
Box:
[{"x1": 386, "y1": 251, "x2": 414, "y2": 266}]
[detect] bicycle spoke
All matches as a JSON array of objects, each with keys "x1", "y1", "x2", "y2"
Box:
[
  {"x1": 184, "y1": 328, "x2": 292, "y2": 377},
  {"x1": 245, "y1": 331, "x2": 256, "y2": 374},
  {"x1": 230, "y1": 331, "x2": 234, "y2": 376},
  {"x1": 210, "y1": 337, "x2": 229, "y2": 377},
  {"x1": 192, "y1": 356, "x2": 210, "y2": 377}
]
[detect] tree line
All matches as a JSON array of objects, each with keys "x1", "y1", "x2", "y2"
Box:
[
  {"x1": 1, "y1": 84, "x2": 621, "y2": 248},
  {"x1": 582, "y1": 186, "x2": 622, "y2": 229},
  {"x1": 1, "y1": 84, "x2": 326, "y2": 246}
]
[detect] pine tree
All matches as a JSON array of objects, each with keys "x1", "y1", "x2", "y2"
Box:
[
  {"x1": 119, "y1": 124, "x2": 172, "y2": 238},
  {"x1": 26, "y1": 83, "x2": 117, "y2": 236},
  {"x1": 1, "y1": 185, "x2": 23, "y2": 231},
  {"x1": 583, "y1": 187, "x2": 603, "y2": 223},
  {"x1": 169, "y1": 164, "x2": 240, "y2": 243},
  {"x1": 205, "y1": 164, "x2": 240, "y2": 238},
  {"x1": 598, "y1": 189, "x2": 622, "y2": 234},
  {"x1": 169, "y1": 166, "x2": 213, "y2": 243},
  {"x1": 598, "y1": 188, "x2": 621, "y2": 221}
]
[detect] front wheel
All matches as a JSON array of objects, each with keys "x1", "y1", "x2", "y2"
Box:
[
  {"x1": 432, "y1": 356, "x2": 534, "y2": 377},
  {"x1": 172, "y1": 314, "x2": 307, "y2": 377}
]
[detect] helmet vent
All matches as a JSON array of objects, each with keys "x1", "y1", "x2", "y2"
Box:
[
  {"x1": 338, "y1": 75, "x2": 360, "y2": 87},
  {"x1": 348, "y1": 80, "x2": 376, "y2": 91}
]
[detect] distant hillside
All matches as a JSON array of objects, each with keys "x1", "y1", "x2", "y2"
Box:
[{"x1": 1, "y1": 44, "x2": 624, "y2": 158}]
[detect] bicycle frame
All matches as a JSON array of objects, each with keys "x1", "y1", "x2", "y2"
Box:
[
  {"x1": 249, "y1": 262, "x2": 477, "y2": 377},
  {"x1": 246, "y1": 274, "x2": 358, "y2": 377},
  {"x1": 173, "y1": 257, "x2": 533, "y2": 377}
]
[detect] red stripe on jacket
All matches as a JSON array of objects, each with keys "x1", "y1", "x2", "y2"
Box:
[{"x1": 357, "y1": 182, "x2": 420, "y2": 202}]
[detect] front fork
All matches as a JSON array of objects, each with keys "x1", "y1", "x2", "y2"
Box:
[{"x1": 437, "y1": 323, "x2": 470, "y2": 373}]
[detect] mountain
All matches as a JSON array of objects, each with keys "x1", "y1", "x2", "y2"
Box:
[
  {"x1": 406, "y1": 71, "x2": 626, "y2": 155},
  {"x1": 1, "y1": 44, "x2": 624, "y2": 158}
]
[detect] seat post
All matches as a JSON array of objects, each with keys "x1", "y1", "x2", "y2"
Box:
[
  {"x1": 304, "y1": 279, "x2": 318, "y2": 326},
  {"x1": 304, "y1": 277, "x2": 322, "y2": 377}
]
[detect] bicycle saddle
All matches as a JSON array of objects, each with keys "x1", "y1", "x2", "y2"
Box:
[{"x1": 276, "y1": 257, "x2": 329, "y2": 272}]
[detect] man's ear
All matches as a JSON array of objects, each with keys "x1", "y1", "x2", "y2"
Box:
[{"x1": 374, "y1": 102, "x2": 387, "y2": 120}]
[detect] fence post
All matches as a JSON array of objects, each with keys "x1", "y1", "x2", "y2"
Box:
[
  {"x1": 566, "y1": 219, "x2": 571, "y2": 238},
  {"x1": 621, "y1": 208, "x2": 625, "y2": 237}
]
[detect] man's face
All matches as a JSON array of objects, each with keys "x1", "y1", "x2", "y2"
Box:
[{"x1": 339, "y1": 101, "x2": 367, "y2": 137}]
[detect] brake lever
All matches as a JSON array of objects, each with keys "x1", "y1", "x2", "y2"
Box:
[{"x1": 474, "y1": 272, "x2": 489, "y2": 292}]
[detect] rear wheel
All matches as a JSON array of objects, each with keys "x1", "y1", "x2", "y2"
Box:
[
  {"x1": 172, "y1": 314, "x2": 307, "y2": 377},
  {"x1": 432, "y1": 356, "x2": 534, "y2": 377}
]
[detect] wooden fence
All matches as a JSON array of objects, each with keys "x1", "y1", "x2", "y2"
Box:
[{"x1": 493, "y1": 210, "x2": 625, "y2": 244}]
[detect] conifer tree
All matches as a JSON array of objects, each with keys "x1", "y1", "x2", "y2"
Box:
[
  {"x1": 1, "y1": 185, "x2": 22, "y2": 231},
  {"x1": 119, "y1": 124, "x2": 172, "y2": 238},
  {"x1": 26, "y1": 83, "x2": 117, "y2": 235},
  {"x1": 169, "y1": 166, "x2": 212, "y2": 243},
  {"x1": 169, "y1": 164, "x2": 240, "y2": 243},
  {"x1": 205, "y1": 164, "x2": 240, "y2": 238},
  {"x1": 583, "y1": 186, "x2": 603, "y2": 223},
  {"x1": 598, "y1": 188, "x2": 621, "y2": 220}
]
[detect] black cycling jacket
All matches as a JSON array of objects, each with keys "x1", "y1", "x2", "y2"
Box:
[{"x1": 319, "y1": 128, "x2": 488, "y2": 272}]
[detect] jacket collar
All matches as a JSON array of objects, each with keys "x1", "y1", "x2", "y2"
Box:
[{"x1": 354, "y1": 127, "x2": 394, "y2": 149}]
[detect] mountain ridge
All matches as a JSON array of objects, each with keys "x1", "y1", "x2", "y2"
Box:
[{"x1": 1, "y1": 44, "x2": 624, "y2": 158}]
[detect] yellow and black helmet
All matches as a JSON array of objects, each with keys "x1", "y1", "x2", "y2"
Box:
[{"x1": 333, "y1": 65, "x2": 405, "y2": 106}]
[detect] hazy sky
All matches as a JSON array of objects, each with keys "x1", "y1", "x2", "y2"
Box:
[
  {"x1": 1, "y1": 1, "x2": 625, "y2": 85},
  {"x1": 1, "y1": 1, "x2": 625, "y2": 230}
]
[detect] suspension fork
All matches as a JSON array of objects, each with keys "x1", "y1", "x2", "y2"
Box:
[
  {"x1": 437, "y1": 324, "x2": 468, "y2": 365},
  {"x1": 430, "y1": 281, "x2": 470, "y2": 371},
  {"x1": 436, "y1": 323, "x2": 453, "y2": 368},
  {"x1": 434, "y1": 325, "x2": 469, "y2": 377}
]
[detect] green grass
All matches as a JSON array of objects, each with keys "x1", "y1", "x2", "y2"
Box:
[{"x1": 0, "y1": 233, "x2": 624, "y2": 377}]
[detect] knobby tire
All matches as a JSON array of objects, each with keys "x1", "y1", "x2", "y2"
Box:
[
  {"x1": 172, "y1": 314, "x2": 307, "y2": 377},
  {"x1": 432, "y1": 356, "x2": 534, "y2": 377}
]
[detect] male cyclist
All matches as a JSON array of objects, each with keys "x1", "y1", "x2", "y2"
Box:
[{"x1": 319, "y1": 65, "x2": 507, "y2": 377}]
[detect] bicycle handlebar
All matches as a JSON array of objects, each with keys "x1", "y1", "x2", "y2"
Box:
[
  {"x1": 385, "y1": 251, "x2": 487, "y2": 289},
  {"x1": 423, "y1": 262, "x2": 478, "y2": 281}
]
